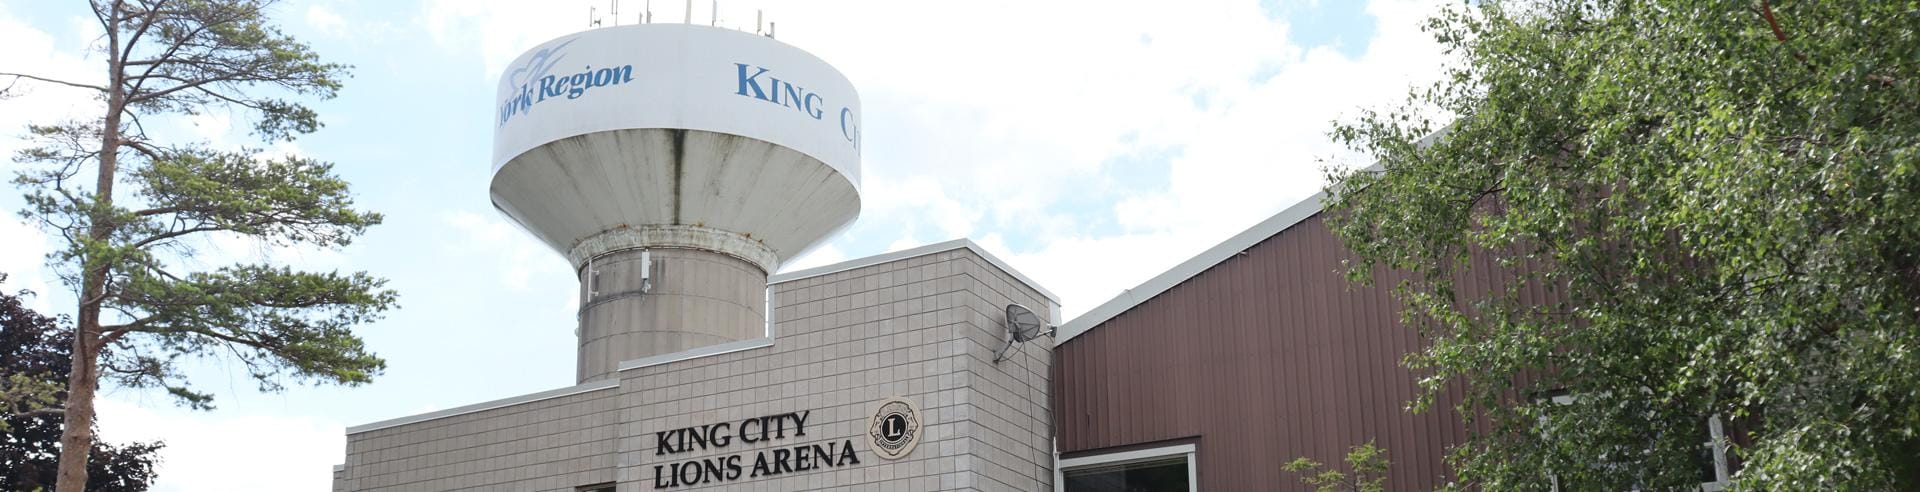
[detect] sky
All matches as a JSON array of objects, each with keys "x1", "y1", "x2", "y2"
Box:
[{"x1": 0, "y1": 0, "x2": 1448, "y2": 490}]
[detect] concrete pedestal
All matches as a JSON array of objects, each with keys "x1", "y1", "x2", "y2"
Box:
[{"x1": 576, "y1": 247, "x2": 766, "y2": 383}]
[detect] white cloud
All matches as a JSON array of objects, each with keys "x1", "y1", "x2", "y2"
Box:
[
  {"x1": 0, "y1": 3, "x2": 102, "y2": 158},
  {"x1": 885, "y1": 236, "x2": 922, "y2": 253},
  {"x1": 444, "y1": 210, "x2": 570, "y2": 294},
  {"x1": 299, "y1": 1, "x2": 401, "y2": 42},
  {"x1": 267, "y1": 139, "x2": 308, "y2": 160},
  {"x1": 96, "y1": 397, "x2": 345, "y2": 492},
  {"x1": 863, "y1": 175, "x2": 983, "y2": 241},
  {"x1": 781, "y1": 243, "x2": 848, "y2": 272},
  {"x1": 0, "y1": 216, "x2": 55, "y2": 311},
  {"x1": 438, "y1": 211, "x2": 583, "y2": 315},
  {"x1": 305, "y1": 4, "x2": 349, "y2": 37},
  {"x1": 184, "y1": 111, "x2": 234, "y2": 143}
]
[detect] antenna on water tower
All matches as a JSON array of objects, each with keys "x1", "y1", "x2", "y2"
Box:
[
  {"x1": 645, "y1": 0, "x2": 652, "y2": 23},
  {"x1": 755, "y1": 9, "x2": 762, "y2": 35},
  {"x1": 610, "y1": 0, "x2": 619, "y2": 25},
  {"x1": 710, "y1": 0, "x2": 718, "y2": 26},
  {"x1": 588, "y1": 6, "x2": 600, "y2": 27},
  {"x1": 682, "y1": 0, "x2": 691, "y2": 23}
]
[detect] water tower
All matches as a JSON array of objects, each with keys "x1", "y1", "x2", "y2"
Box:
[{"x1": 490, "y1": 24, "x2": 861, "y2": 383}]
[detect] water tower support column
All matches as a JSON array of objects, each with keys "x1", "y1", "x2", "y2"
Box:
[{"x1": 572, "y1": 226, "x2": 776, "y2": 383}]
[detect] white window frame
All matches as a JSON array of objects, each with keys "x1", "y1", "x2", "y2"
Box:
[
  {"x1": 1700, "y1": 415, "x2": 1731, "y2": 491},
  {"x1": 1055, "y1": 443, "x2": 1198, "y2": 492}
]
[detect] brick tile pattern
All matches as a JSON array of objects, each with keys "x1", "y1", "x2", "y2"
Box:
[{"x1": 341, "y1": 389, "x2": 620, "y2": 491}]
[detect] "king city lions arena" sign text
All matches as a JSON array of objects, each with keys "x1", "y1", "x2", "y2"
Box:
[{"x1": 651, "y1": 410, "x2": 860, "y2": 489}]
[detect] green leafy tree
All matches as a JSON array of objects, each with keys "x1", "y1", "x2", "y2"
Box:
[
  {"x1": 1325, "y1": 0, "x2": 1920, "y2": 489},
  {"x1": 0, "y1": 1, "x2": 395, "y2": 489},
  {"x1": 1283, "y1": 441, "x2": 1389, "y2": 492},
  {"x1": 0, "y1": 274, "x2": 164, "y2": 492}
]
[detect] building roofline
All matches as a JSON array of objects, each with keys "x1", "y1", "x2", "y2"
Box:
[
  {"x1": 344, "y1": 378, "x2": 620, "y2": 435},
  {"x1": 771, "y1": 238, "x2": 1060, "y2": 304},
  {"x1": 616, "y1": 336, "x2": 775, "y2": 372},
  {"x1": 1054, "y1": 191, "x2": 1328, "y2": 344}
]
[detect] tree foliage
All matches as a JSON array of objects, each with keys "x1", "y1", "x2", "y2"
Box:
[
  {"x1": 0, "y1": 275, "x2": 163, "y2": 492},
  {"x1": 2, "y1": 1, "x2": 393, "y2": 489},
  {"x1": 1326, "y1": 0, "x2": 1920, "y2": 489},
  {"x1": 1284, "y1": 441, "x2": 1390, "y2": 492}
]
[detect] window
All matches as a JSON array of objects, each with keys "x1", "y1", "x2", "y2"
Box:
[{"x1": 1058, "y1": 444, "x2": 1196, "y2": 492}]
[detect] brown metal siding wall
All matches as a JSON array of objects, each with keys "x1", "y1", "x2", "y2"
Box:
[{"x1": 1053, "y1": 214, "x2": 1471, "y2": 491}]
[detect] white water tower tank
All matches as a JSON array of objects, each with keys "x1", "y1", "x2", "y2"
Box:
[{"x1": 489, "y1": 24, "x2": 861, "y2": 382}]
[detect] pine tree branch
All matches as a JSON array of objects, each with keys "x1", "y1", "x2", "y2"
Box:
[
  {"x1": 99, "y1": 320, "x2": 145, "y2": 345},
  {"x1": 90, "y1": 0, "x2": 126, "y2": 42},
  {"x1": 10, "y1": 407, "x2": 67, "y2": 418},
  {"x1": 133, "y1": 205, "x2": 182, "y2": 217},
  {"x1": 124, "y1": 9, "x2": 227, "y2": 97},
  {"x1": 185, "y1": 83, "x2": 271, "y2": 111},
  {"x1": 127, "y1": 73, "x2": 244, "y2": 105},
  {"x1": 116, "y1": 0, "x2": 168, "y2": 67},
  {"x1": 126, "y1": 225, "x2": 225, "y2": 250},
  {"x1": 131, "y1": 64, "x2": 325, "y2": 106},
  {"x1": 121, "y1": 100, "x2": 157, "y2": 139},
  {"x1": 121, "y1": 139, "x2": 166, "y2": 162},
  {"x1": 0, "y1": 73, "x2": 108, "y2": 93}
]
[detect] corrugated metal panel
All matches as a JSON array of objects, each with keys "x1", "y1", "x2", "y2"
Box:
[{"x1": 1054, "y1": 214, "x2": 1491, "y2": 491}]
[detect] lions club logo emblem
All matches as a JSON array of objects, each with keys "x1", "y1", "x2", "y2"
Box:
[{"x1": 867, "y1": 397, "x2": 921, "y2": 460}]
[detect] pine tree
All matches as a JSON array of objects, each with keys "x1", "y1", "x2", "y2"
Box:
[{"x1": 2, "y1": 2, "x2": 395, "y2": 489}]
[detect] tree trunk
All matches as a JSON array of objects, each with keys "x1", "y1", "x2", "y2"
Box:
[
  {"x1": 56, "y1": 7, "x2": 123, "y2": 489},
  {"x1": 54, "y1": 295, "x2": 102, "y2": 492},
  {"x1": 54, "y1": 132, "x2": 118, "y2": 492}
]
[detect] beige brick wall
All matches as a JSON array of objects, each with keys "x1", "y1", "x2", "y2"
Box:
[
  {"x1": 341, "y1": 388, "x2": 619, "y2": 491},
  {"x1": 338, "y1": 243, "x2": 1055, "y2": 492},
  {"x1": 947, "y1": 251, "x2": 1054, "y2": 492}
]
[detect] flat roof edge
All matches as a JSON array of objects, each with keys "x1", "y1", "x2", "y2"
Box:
[
  {"x1": 1055, "y1": 191, "x2": 1328, "y2": 344},
  {"x1": 772, "y1": 238, "x2": 1060, "y2": 303},
  {"x1": 616, "y1": 336, "x2": 775, "y2": 372},
  {"x1": 344, "y1": 378, "x2": 620, "y2": 435}
]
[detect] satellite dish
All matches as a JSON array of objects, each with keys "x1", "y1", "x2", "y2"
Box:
[
  {"x1": 1007, "y1": 304, "x2": 1049, "y2": 342},
  {"x1": 994, "y1": 304, "x2": 1054, "y2": 362}
]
